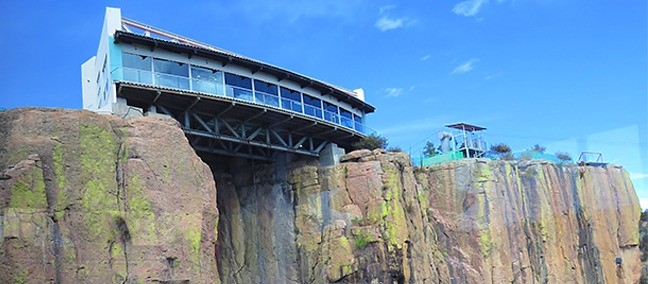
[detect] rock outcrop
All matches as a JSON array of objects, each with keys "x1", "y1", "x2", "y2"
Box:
[
  {"x1": 0, "y1": 108, "x2": 219, "y2": 283},
  {"x1": 1, "y1": 108, "x2": 642, "y2": 283},
  {"x1": 213, "y1": 149, "x2": 641, "y2": 283}
]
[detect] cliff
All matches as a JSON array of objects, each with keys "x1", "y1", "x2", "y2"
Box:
[
  {"x1": 0, "y1": 109, "x2": 219, "y2": 283},
  {"x1": 0, "y1": 109, "x2": 642, "y2": 283}
]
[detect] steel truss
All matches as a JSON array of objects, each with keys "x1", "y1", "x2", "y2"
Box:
[{"x1": 153, "y1": 105, "x2": 329, "y2": 161}]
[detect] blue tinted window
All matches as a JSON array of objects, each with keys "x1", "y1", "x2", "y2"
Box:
[
  {"x1": 254, "y1": 80, "x2": 278, "y2": 95},
  {"x1": 154, "y1": 59, "x2": 188, "y2": 76},
  {"x1": 224, "y1": 73, "x2": 252, "y2": 89},
  {"x1": 122, "y1": 53, "x2": 151, "y2": 70},
  {"x1": 280, "y1": 87, "x2": 301, "y2": 101},
  {"x1": 303, "y1": 94, "x2": 321, "y2": 108}
]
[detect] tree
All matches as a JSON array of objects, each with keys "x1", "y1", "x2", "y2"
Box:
[
  {"x1": 555, "y1": 152, "x2": 572, "y2": 162},
  {"x1": 423, "y1": 141, "x2": 438, "y2": 157},
  {"x1": 490, "y1": 143, "x2": 513, "y2": 160},
  {"x1": 351, "y1": 134, "x2": 388, "y2": 150},
  {"x1": 531, "y1": 144, "x2": 546, "y2": 153}
]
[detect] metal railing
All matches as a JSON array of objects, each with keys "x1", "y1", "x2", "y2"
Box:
[{"x1": 112, "y1": 67, "x2": 377, "y2": 135}]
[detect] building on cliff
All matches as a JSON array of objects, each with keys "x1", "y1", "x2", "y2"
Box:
[{"x1": 81, "y1": 7, "x2": 375, "y2": 161}]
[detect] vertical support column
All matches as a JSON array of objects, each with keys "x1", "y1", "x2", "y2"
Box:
[{"x1": 319, "y1": 143, "x2": 346, "y2": 167}]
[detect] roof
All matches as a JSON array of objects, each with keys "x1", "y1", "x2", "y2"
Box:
[
  {"x1": 445, "y1": 123, "x2": 487, "y2": 131},
  {"x1": 113, "y1": 30, "x2": 375, "y2": 113}
]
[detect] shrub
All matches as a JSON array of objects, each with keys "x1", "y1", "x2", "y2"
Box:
[
  {"x1": 490, "y1": 143, "x2": 512, "y2": 154},
  {"x1": 490, "y1": 143, "x2": 513, "y2": 160},
  {"x1": 352, "y1": 134, "x2": 387, "y2": 151},
  {"x1": 555, "y1": 152, "x2": 572, "y2": 162},
  {"x1": 387, "y1": 147, "x2": 403, "y2": 153},
  {"x1": 531, "y1": 144, "x2": 546, "y2": 153}
]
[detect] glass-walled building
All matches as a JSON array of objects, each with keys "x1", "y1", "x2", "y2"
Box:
[{"x1": 81, "y1": 8, "x2": 374, "y2": 140}]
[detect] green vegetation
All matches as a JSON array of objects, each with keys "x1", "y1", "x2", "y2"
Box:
[
  {"x1": 423, "y1": 141, "x2": 438, "y2": 157},
  {"x1": 351, "y1": 134, "x2": 387, "y2": 150},
  {"x1": 354, "y1": 233, "x2": 369, "y2": 249}
]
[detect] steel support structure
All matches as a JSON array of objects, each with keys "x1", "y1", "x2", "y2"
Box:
[{"x1": 153, "y1": 104, "x2": 328, "y2": 161}]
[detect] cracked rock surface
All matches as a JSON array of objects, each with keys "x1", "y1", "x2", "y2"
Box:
[{"x1": 0, "y1": 108, "x2": 219, "y2": 283}]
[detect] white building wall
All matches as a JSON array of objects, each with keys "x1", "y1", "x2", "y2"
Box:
[
  {"x1": 82, "y1": 7, "x2": 122, "y2": 113},
  {"x1": 81, "y1": 57, "x2": 97, "y2": 109}
]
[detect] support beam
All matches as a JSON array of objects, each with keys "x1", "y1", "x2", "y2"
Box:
[
  {"x1": 221, "y1": 120, "x2": 240, "y2": 138},
  {"x1": 293, "y1": 121, "x2": 317, "y2": 133},
  {"x1": 186, "y1": 129, "x2": 318, "y2": 156},
  {"x1": 243, "y1": 109, "x2": 267, "y2": 123},
  {"x1": 191, "y1": 112, "x2": 212, "y2": 133},
  {"x1": 216, "y1": 103, "x2": 235, "y2": 118},
  {"x1": 270, "y1": 116, "x2": 293, "y2": 128}
]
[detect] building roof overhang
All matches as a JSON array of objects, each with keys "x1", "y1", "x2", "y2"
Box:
[{"x1": 113, "y1": 31, "x2": 375, "y2": 114}]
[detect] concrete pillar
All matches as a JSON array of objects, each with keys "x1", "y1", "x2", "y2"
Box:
[{"x1": 319, "y1": 143, "x2": 345, "y2": 167}]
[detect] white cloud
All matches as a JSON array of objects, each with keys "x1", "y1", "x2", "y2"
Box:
[
  {"x1": 452, "y1": 0, "x2": 505, "y2": 17},
  {"x1": 452, "y1": 0, "x2": 488, "y2": 17},
  {"x1": 451, "y1": 59, "x2": 479, "y2": 75},
  {"x1": 485, "y1": 72, "x2": 502, "y2": 80},
  {"x1": 420, "y1": 54, "x2": 431, "y2": 61},
  {"x1": 375, "y1": 16, "x2": 405, "y2": 31},
  {"x1": 379, "y1": 5, "x2": 396, "y2": 14},
  {"x1": 631, "y1": 172, "x2": 648, "y2": 180},
  {"x1": 375, "y1": 5, "x2": 416, "y2": 31},
  {"x1": 384, "y1": 87, "x2": 404, "y2": 98}
]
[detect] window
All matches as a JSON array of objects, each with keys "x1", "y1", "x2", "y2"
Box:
[
  {"x1": 224, "y1": 73, "x2": 252, "y2": 89},
  {"x1": 154, "y1": 59, "x2": 188, "y2": 76},
  {"x1": 280, "y1": 87, "x2": 302, "y2": 112},
  {"x1": 323, "y1": 101, "x2": 339, "y2": 123},
  {"x1": 122, "y1": 53, "x2": 151, "y2": 71},
  {"x1": 354, "y1": 114, "x2": 364, "y2": 132},
  {"x1": 340, "y1": 109, "x2": 353, "y2": 128},
  {"x1": 224, "y1": 73, "x2": 253, "y2": 101},
  {"x1": 122, "y1": 53, "x2": 152, "y2": 84},
  {"x1": 254, "y1": 80, "x2": 278, "y2": 95},
  {"x1": 153, "y1": 58, "x2": 189, "y2": 89},
  {"x1": 253, "y1": 80, "x2": 279, "y2": 106},
  {"x1": 191, "y1": 66, "x2": 223, "y2": 95},
  {"x1": 303, "y1": 94, "x2": 322, "y2": 118}
]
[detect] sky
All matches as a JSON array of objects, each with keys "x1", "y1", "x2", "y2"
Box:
[{"x1": 1, "y1": 1, "x2": 646, "y2": 205}]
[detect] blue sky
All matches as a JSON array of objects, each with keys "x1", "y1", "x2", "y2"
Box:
[{"x1": 1, "y1": 1, "x2": 646, "y2": 205}]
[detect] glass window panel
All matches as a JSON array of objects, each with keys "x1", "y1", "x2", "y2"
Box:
[
  {"x1": 324, "y1": 101, "x2": 338, "y2": 113},
  {"x1": 154, "y1": 59, "x2": 188, "y2": 77},
  {"x1": 224, "y1": 73, "x2": 252, "y2": 89},
  {"x1": 303, "y1": 94, "x2": 321, "y2": 108},
  {"x1": 340, "y1": 109, "x2": 352, "y2": 119},
  {"x1": 254, "y1": 80, "x2": 278, "y2": 95},
  {"x1": 280, "y1": 87, "x2": 301, "y2": 101},
  {"x1": 191, "y1": 66, "x2": 222, "y2": 94},
  {"x1": 122, "y1": 53, "x2": 151, "y2": 71}
]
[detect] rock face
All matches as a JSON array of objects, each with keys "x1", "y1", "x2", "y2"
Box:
[
  {"x1": 0, "y1": 109, "x2": 219, "y2": 283},
  {"x1": 1, "y1": 108, "x2": 642, "y2": 283},
  {"x1": 213, "y1": 149, "x2": 641, "y2": 283}
]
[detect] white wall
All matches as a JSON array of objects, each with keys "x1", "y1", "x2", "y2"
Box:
[{"x1": 82, "y1": 7, "x2": 122, "y2": 113}]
